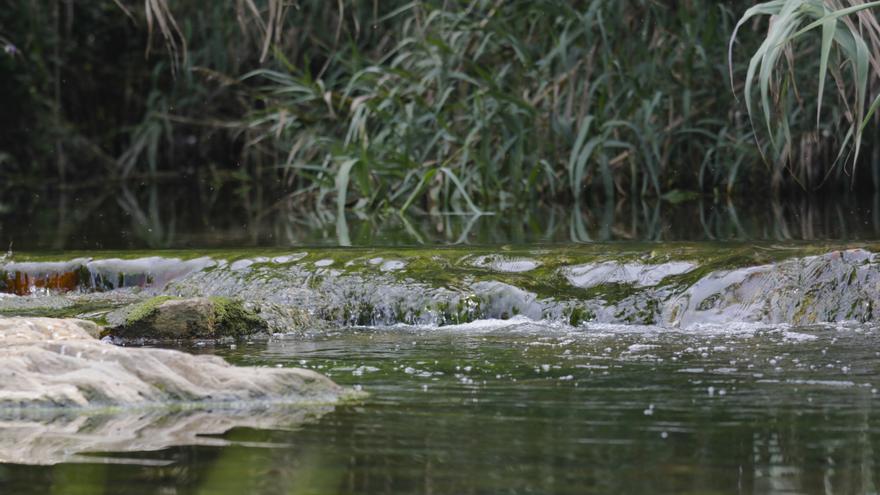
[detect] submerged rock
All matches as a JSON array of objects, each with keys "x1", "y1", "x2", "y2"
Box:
[
  {"x1": 469, "y1": 255, "x2": 541, "y2": 273},
  {"x1": 4, "y1": 246, "x2": 880, "y2": 329},
  {"x1": 163, "y1": 248, "x2": 880, "y2": 329},
  {"x1": 108, "y1": 296, "x2": 267, "y2": 340},
  {"x1": 664, "y1": 249, "x2": 880, "y2": 327},
  {"x1": 563, "y1": 261, "x2": 695, "y2": 289},
  {"x1": 0, "y1": 317, "x2": 344, "y2": 409}
]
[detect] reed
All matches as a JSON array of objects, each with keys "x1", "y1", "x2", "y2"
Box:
[
  {"x1": 1, "y1": 1, "x2": 878, "y2": 214},
  {"x1": 730, "y1": 0, "x2": 880, "y2": 186}
]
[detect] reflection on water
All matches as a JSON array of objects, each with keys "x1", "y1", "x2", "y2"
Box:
[
  {"x1": 2, "y1": 181, "x2": 880, "y2": 248},
  {"x1": 1, "y1": 322, "x2": 878, "y2": 494},
  {"x1": 0, "y1": 405, "x2": 332, "y2": 466}
]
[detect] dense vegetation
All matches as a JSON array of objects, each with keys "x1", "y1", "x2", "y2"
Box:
[{"x1": 1, "y1": 0, "x2": 879, "y2": 214}]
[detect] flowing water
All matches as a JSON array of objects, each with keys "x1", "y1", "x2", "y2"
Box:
[
  {"x1": 3, "y1": 185, "x2": 880, "y2": 493},
  {"x1": 1, "y1": 320, "x2": 878, "y2": 494}
]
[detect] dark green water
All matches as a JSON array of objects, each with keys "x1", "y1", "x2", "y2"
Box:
[
  {"x1": 4, "y1": 180, "x2": 880, "y2": 494},
  {"x1": 5, "y1": 182, "x2": 880, "y2": 249},
  {"x1": 2, "y1": 319, "x2": 878, "y2": 494}
]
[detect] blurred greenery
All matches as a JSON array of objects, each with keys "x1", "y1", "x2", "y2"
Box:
[{"x1": 1, "y1": 0, "x2": 879, "y2": 214}]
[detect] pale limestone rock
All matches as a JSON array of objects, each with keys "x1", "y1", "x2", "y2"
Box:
[{"x1": 0, "y1": 317, "x2": 343, "y2": 409}]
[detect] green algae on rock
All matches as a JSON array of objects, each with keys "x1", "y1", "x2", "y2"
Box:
[
  {"x1": 3, "y1": 244, "x2": 880, "y2": 330},
  {"x1": 108, "y1": 296, "x2": 267, "y2": 340}
]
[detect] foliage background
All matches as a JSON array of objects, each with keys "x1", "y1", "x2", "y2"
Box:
[{"x1": 1, "y1": 0, "x2": 879, "y2": 214}]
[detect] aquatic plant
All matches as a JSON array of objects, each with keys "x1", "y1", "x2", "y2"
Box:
[
  {"x1": 1, "y1": 1, "x2": 878, "y2": 212},
  {"x1": 729, "y1": 0, "x2": 880, "y2": 186}
]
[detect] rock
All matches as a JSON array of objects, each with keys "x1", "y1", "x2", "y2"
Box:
[
  {"x1": 0, "y1": 317, "x2": 345, "y2": 409},
  {"x1": 0, "y1": 257, "x2": 216, "y2": 295},
  {"x1": 108, "y1": 296, "x2": 267, "y2": 340},
  {"x1": 7, "y1": 246, "x2": 880, "y2": 330}
]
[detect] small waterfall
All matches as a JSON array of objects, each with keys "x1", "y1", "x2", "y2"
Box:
[
  {"x1": 1, "y1": 257, "x2": 215, "y2": 295},
  {"x1": 2, "y1": 247, "x2": 879, "y2": 330}
]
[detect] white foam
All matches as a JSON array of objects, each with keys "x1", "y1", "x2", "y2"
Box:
[
  {"x1": 626, "y1": 344, "x2": 659, "y2": 353},
  {"x1": 435, "y1": 316, "x2": 536, "y2": 332},
  {"x1": 757, "y1": 379, "x2": 856, "y2": 388}
]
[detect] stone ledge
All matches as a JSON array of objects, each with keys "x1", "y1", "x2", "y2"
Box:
[{"x1": 0, "y1": 317, "x2": 346, "y2": 410}]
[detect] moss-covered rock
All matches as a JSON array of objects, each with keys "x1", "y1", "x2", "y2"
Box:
[
  {"x1": 209, "y1": 296, "x2": 268, "y2": 338},
  {"x1": 6, "y1": 245, "x2": 880, "y2": 329},
  {"x1": 108, "y1": 296, "x2": 267, "y2": 340}
]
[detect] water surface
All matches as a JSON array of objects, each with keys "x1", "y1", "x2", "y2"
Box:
[
  {"x1": 2, "y1": 319, "x2": 878, "y2": 494},
  {"x1": 4, "y1": 182, "x2": 880, "y2": 493},
  {"x1": 4, "y1": 181, "x2": 880, "y2": 249}
]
